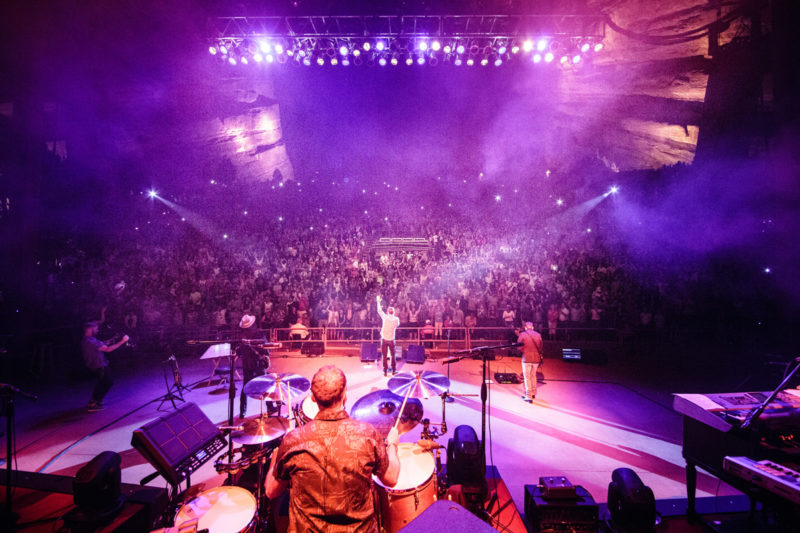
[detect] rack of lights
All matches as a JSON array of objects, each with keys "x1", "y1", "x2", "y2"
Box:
[{"x1": 208, "y1": 14, "x2": 605, "y2": 67}]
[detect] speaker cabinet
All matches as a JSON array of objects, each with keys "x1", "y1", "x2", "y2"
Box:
[
  {"x1": 405, "y1": 344, "x2": 426, "y2": 364},
  {"x1": 360, "y1": 343, "x2": 379, "y2": 362}
]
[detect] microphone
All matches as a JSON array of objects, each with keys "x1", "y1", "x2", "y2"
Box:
[{"x1": 441, "y1": 356, "x2": 462, "y2": 364}]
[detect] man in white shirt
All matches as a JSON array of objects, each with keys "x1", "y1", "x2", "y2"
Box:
[{"x1": 376, "y1": 295, "x2": 400, "y2": 376}]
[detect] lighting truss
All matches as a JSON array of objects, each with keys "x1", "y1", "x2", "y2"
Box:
[{"x1": 208, "y1": 14, "x2": 606, "y2": 67}]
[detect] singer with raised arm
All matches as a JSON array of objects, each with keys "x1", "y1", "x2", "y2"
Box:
[
  {"x1": 517, "y1": 321, "x2": 543, "y2": 403},
  {"x1": 376, "y1": 295, "x2": 400, "y2": 377},
  {"x1": 82, "y1": 321, "x2": 129, "y2": 412}
]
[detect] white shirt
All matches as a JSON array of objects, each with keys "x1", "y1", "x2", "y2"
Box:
[{"x1": 377, "y1": 307, "x2": 400, "y2": 341}]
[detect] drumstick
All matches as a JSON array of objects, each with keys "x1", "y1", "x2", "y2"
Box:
[{"x1": 393, "y1": 378, "x2": 415, "y2": 430}]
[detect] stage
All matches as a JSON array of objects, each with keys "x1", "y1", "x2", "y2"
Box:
[{"x1": 4, "y1": 344, "x2": 750, "y2": 531}]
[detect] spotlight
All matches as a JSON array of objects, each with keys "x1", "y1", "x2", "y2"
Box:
[
  {"x1": 522, "y1": 40, "x2": 533, "y2": 52},
  {"x1": 581, "y1": 42, "x2": 591, "y2": 53},
  {"x1": 443, "y1": 45, "x2": 452, "y2": 54},
  {"x1": 317, "y1": 57, "x2": 324, "y2": 65},
  {"x1": 148, "y1": 189, "x2": 157, "y2": 198},
  {"x1": 219, "y1": 45, "x2": 228, "y2": 55},
  {"x1": 253, "y1": 52, "x2": 263, "y2": 62},
  {"x1": 228, "y1": 56, "x2": 237, "y2": 66},
  {"x1": 556, "y1": 198, "x2": 563, "y2": 206},
  {"x1": 764, "y1": 267, "x2": 772, "y2": 274},
  {"x1": 573, "y1": 54, "x2": 581, "y2": 63},
  {"x1": 417, "y1": 56, "x2": 425, "y2": 65},
  {"x1": 330, "y1": 57, "x2": 338, "y2": 65},
  {"x1": 363, "y1": 42, "x2": 371, "y2": 51},
  {"x1": 456, "y1": 44, "x2": 465, "y2": 54},
  {"x1": 560, "y1": 55, "x2": 568, "y2": 64},
  {"x1": 494, "y1": 58, "x2": 502, "y2": 66},
  {"x1": 544, "y1": 52, "x2": 554, "y2": 62},
  {"x1": 431, "y1": 40, "x2": 441, "y2": 51},
  {"x1": 259, "y1": 41, "x2": 271, "y2": 53},
  {"x1": 467, "y1": 58, "x2": 474, "y2": 66},
  {"x1": 494, "y1": 194, "x2": 501, "y2": 202},
  {"x1": 353, "y1": 49, "x2": 361, "y2": 57},
  {"x1": 209, "y1": 46, "x2": 218, "y2": 55},
  {"x1": 378, "y1": 57, "x2": 387, "y2": 66},
  {"x1": 266, "y1": 54, "x2": 274, "y2": 63},
  {"x1": 536, "y1": 39, "x2": 548, "y2": 52},
  {"x1": 480, "y1": 58, "x2": 489, "y2": 66},
  {"x1": 391, "y1": 56, "x2": 398, "y2": 65},
  {"x1": 594, "y1": 43, "x2": 604, "y2": 52},
  {"x1": 498, "y1": 45, "x2": 507, "y2": 55},
  {"x1": 275, "y1": 44, "x2": 284, "y2": 54},
  {"x1": 511, "y1": 45, "x2": 520, "y2": 54},
  {"x1": 454, "y1": 58, "x2": 462, "y2": 66},
  {"x1": 376, "y1": 40, "x2": 386, "y2": 51},
  {"x1": 240, "y1": 56, "x2": 248, "y2": 65},
  {"x1": 303, "y1": 57, "x2": 311, "y2": 66},
  {"x1": 339, "y1": 45, "x2": 349, "y2": 56},
  {"x1": 342, "y1": 58, "x2": 350, "y2": 66},
  {"x1": 610, "y1": 185, "x2": 619, "y2": 194},
  {"x1": 533, "y1": 53, "x2": 542, "y2": 63},
  {"x1": 418, "y1": 40, "x2": 428, "y2": 51},
  {"x1": 405, "y1": 57, "x2": 413, "y2": 65}
]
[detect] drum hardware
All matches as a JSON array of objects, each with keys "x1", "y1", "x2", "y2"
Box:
[
  {"x1": 374, "y1": 443, "x2": 438, "y2": 533},
  {"x1": 174, "y1": 486, "x2": 257, "y2": 533},
  {"x1": 243, "y1": 373, "x2": 310, "y2": 428},
  {"x1": 230, "y1": 416, "x2": 288, "y2": 446}
]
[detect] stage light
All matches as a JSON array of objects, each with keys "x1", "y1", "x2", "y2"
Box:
[
  {"x1": 764, "y1": 267, "x2": 771, "y2": 274},
  {"x1": 581, "y1": 43, "x2": 591, "y2": 53},
  {"x1": 494, "y1": 194, "x2": 501, "y2": 202},
  {"x1": 266, "y1": 54, "x2": 274, "y2": 63},
  {"x1": 330, "y1": 57, "x2": 338, "y2": 65},
  {"x1": 610, "y1": 185, "x2": 619, "y2": 194},
  {"x1": 480, "y1": 58, "x2": 489, "y2": 66},
  {"x1": 259, "y1": 41, "x2": 271, "y2": 53},
  {"x1": 209, "y1": 46, "x2": 218, "y2": 55},
  {"x1": 418, "y1": 40, "x2": 428, "y2": 51},
  {"x1": 275, "y1": 44, "x2": 284, "y2": 54},
  {"x1": 456, "y1": 44, "x2": 465, "y2": 54},
  {"x1": 391, "y1": 56, "x2": 398, "y2": 65},
  {"x1": 494, "y1": 58, "x2": 503, "y2": 66},
  {"x1": 379, "y1": 57, "x2": 387, "y2": 66},
  {"x1": 417, "y1": 56, "x2": 425, "y2": 65},
  {"x1": 278, "y1": 216, "x2": 283, "y2": 221},
  {"x1": 339, "y1": 45, "x2": 348, "y2": 56},
  {"x1": 544, "y1": 52, "x2": 554, "y2": 62},
  {"x1": 148, "y1": 189, "x2": 157, "y2": 198},
  {"x1": 253, "y1": 52, "x2": 263, "y2": 62},
  {"x1": 303, "y1": 57, "x2": 311, "y2": 66},
  {"x1": 594, "y1": 43, "x2": 604, "y2": 52},
  {"x1": 443, "y1": 44, "x2": 451, "y2": 54},
  {"x1": 537, "y1": 39, "x2": 548, "y2": 52},
  {"x1": 363, "y1": 42, "x2": 371, "y2": 51},
  {"x1": 240, "y1": 57, "x2": 248, "y2": 65},
  {"x1": 511, "y1": 45, "x2": 520, "y2": 54},
  {"x1": 376, "y1": 40, "x2": 386, "y2": 51},
  {"x1": 523, "y1": 40, "x2": 533, "y2": 52},
  {"x1": 243, "y1": 210, "x2": 248, "y2": 215},
  {"x1": 220, "y1": 45, "x2": 228, "y2": 55},
  {"x1": 432, "y1": 40, "x2": 441, "y2": 51},
  {"x1": 228, "y1": 56, "x2": 237, "y2": 66},
  {"x1": 573, "y1": 54, "x2": 581, "y2": 63},
  {"x1": 223, "y1": 233, "x2": 229, "y2": 239},
  {"x1": 498, "y1": 45, "x2": 507, "y2": 55},
  {"x1": 533, "y1": 53, "x2": 542, "y2": 63},
  {"x1": 405, "y1": 57, "x2": 413, "y2": 65},
  {"x1": 556, "y1": 198, "x2": 563, "y2": 206},
  {"x1": 353, "y1": 49, "x2": 361, "y2": 57},
  {"x1": 454, "y1": 58, "x2": 462, "y2": 66},
  {"x1": 317, "y1": 57, "x2": 324, "y2": 65},
  {"x1": 467, "y1": 58, "x2": 474, "y2": 66},
  {"x1": 560, "y1": 55, "x2": 568, "y2": 64},
  {"x1": 342, "y1": 58, "x2": 350, "y2": 66}
]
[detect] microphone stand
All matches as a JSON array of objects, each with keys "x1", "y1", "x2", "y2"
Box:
[
  {"x1": 1, "y1": 383, "x2": 38, "y2": 530},
  {"x1": 445, "y1": 329, "x2": 454, "y2": 403}
]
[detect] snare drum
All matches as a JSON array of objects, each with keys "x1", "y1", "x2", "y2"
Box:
[
  {"x1": 373, "y1": 443, "x2": 437, "y2": 533},
  {"x1": 175, "y1": 486, "x2": 256, "y2": 533},
  {"x1": 293, "y1": 395, "x2": 319, "y2": 426}
]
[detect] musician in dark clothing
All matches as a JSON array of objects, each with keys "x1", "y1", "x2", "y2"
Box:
[
  {"x1": 82, "y1": 321, "x2": 129, "y2": 411},
  {"x1": 238, "y1": 314, "x2": 269, "y2": 419}
]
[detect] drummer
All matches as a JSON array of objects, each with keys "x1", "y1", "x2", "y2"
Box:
[{"x1": 266, "y1": 365, "x2": 400, "y2": 532}]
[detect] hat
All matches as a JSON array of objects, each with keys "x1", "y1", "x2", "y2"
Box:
[
  {"x1": 239, "y1": 314, "x2": 256, "y2": 329},
  {"x1": 425, "y1": 319, "x2": 431, "y2": 324},
  {"x1": 525, "y1": 321, "x2": 534, "y2": 329}
]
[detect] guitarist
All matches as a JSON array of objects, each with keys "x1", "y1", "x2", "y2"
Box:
[{"x1": 82, "y1": 321, "x2": 129, "y2": 411}]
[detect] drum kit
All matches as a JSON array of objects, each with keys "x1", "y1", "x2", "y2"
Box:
[{"x1": 173, "y1": 369, "x2": 458, "y2": 533}]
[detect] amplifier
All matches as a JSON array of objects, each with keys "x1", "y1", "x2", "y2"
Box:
[
  {"x1": 494, "y1": 372, "x2": 520, "y2": 384},
  {"x1": 525, "y1": 483, "x2": 598, "y2": 533},
  {"x1": 132, "y1": 402, "x2": 226, "y2": 487}
]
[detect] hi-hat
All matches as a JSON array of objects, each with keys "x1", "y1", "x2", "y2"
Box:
[
  {"x1": 350, "y1": 389, "x2": 423, "y2": 437},
  {"x1": 243, "y1": 373, "x2": 310, "y2": 401},
  {"x1": 387, "y1": 371, "x2": 450, "y2": 399},
  {"x1": 231, "y1": 416, "x2": 289, "y2": 446}
]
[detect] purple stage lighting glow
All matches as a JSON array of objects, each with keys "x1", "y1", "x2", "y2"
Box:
[
  {"x1": 560, "y1": 55, "x2": 568, "y2": 64},
  {"x1": 443, "y1": 45, "x2": 451, "y2": 54},
  {"x1": 511, "y1": 45, "x2": 520, "y2": 54},
  {"x1": 330, "y1": 57, "x2": 338, "y2": 65},
  {"x1": 259, "y1": 41, "x2": 271, "y2": 53},
  {"x1": 391, "y1": 56, "x2": 398, "y2": 65},
  {"x1": 764, "y1": 267, "x2": 772, "y2": 274},
  {"x1": 342, "y1": 58, "x2": 350, "y2": 66},
  {"x1": 223, "y1": 233, "x2": 229, "y2": 239},
  {"x1": 610, "y1": 185, "x2": 619, "y2": 194},
  {"x1": 148, "y1": 189, "x2": 157, "y2": 198},
  {"x1": 317, "y1": 57, "x2": 324, "y2": 65},
  {"x1": 556, "y1": 198, "x2": 563, "y2": 206},
  {"x1": 275, "y1": 44, "x2": 284, "y2": 54},
  {"x1": 494, "y1": 194, "x2": 501, "y2": 202},
  {"x1": 240, "y1": 57, "x2": 248, "y2": 65},
  {"x1": 353, "y1": 49, "x2": 361, "y2": 57}
]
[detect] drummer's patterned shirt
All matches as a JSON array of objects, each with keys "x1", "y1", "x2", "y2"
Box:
[{"x1": 273, "y1": 409, "x2": 389, "y2": 533}]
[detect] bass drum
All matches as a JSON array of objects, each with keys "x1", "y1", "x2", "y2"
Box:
[
  {"x1": 373, "y1": 443, "x2": 437, "y2": 533},
  {"x1": 175, "y1": 486, "x2": 256, "y2": 533}
]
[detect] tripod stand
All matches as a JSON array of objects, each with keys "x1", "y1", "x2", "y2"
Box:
[{"x1": 157, "y1": 355, "x2": 192, "y2": 411}]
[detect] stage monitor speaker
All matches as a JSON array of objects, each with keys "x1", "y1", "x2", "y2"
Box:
[
  {"x1": 397, "y1": 500, "x2": 496, "y2": 533},
  {"x1": 405, "y1": 344, "x2": 425, "y2": 364},
  {"x1": 607, "y1": 467, "x2": 656, "y2": 532},
  {"x1": 131, "y1": 402, "x2": 225, "y2": 487},
  {"x1": 525, "y1": 483, "x2": 598, "y2": 532},
  {"x1": 301, "y1": 341, "x2": 325, "y2": 356},
  {"x1": 73, "y1": 451, "x2": 122, "y2": 509},
  {"x1": 360, "y1": 342, "x2": 379, "y2": 362},
  {"x1": 447, "y1": 425, "x2": 484, "y2": 488}
]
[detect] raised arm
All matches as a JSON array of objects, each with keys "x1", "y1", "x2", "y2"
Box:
[{"x1": 376, "y1": 295, "x2": 385, "y2": 318}]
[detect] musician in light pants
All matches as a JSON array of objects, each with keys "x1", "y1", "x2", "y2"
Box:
[{"x1": 517, "y1": 322, "x2": 544, "y2": 402}]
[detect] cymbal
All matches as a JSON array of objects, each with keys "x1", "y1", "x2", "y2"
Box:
[
  {"x1": 243, "y1": 373, "x2": 310, "y2": 401},
  {"x1": 350, "y1": 389, "x2": 423, "y2": 437},
  {"x1": 231, "y1": 416, "x2": 289, "y2": 446},
  {"x1": 387, "y1": 371, "x2": 450, "y2": 399}
]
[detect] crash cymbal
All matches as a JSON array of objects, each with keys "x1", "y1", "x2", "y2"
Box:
[
  {"x1": 350, "y1": 389, "x2": 423, "y2": 437},
  {"x1": 243, "y1": 373, "x2": 310, "y2": 401},
  {"x1": 231, "y1": 415, "x2": 289, "y2": 446},
  {"x1": 387, "y1": 371, "x2": 450, "y2": 399}
]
